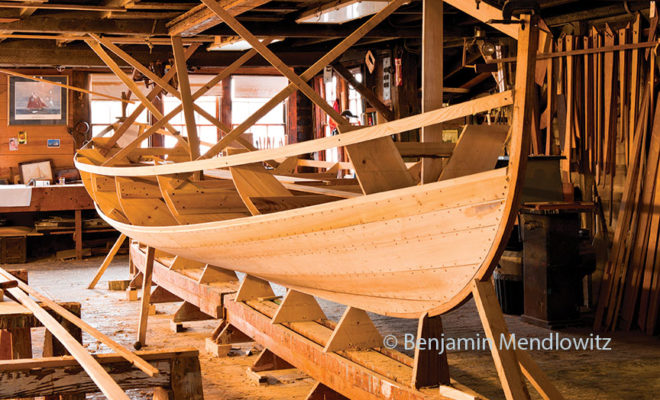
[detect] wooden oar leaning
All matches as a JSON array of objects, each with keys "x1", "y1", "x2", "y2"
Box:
[{"x1": 73, "y1": 15, "x2": 537, "y2": 318}]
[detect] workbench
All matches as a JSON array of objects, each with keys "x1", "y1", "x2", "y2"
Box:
[{"x1": 0, "y1": 184, "x2": 96, "y2": 260}]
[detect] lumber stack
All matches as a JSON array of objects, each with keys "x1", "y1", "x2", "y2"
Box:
[
  {"x1": 534, "y1": 12, "x2": 659, "y2": 333},
  {"x1": 594, "y1": 92, "x2": 660, "y2": 334}
]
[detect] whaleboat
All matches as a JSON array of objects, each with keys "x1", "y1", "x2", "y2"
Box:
[{"x1": 74, "y1": 14, "x2": 537, "y2": 320}]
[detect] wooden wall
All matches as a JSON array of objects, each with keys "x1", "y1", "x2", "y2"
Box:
[{"x1": 0, "y1": 70, "x2": 81, "y2": 182}]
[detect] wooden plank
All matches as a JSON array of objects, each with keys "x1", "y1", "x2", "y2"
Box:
[
  {"x1": 137, "y1": 247, "x2": 155, "y2": 347},
  {"x1": 78, "y1": 90, "x2": 514, "y2": 178},
  {"x1": 229, "y1": 159, "x2": 293, "y2": 216},
  {"x1": 629, "y1": 14, "x2": 642, "y2": 164},
  {"x1": 439, "y1": 124, "x2": 508, "y2": 181},
  {"x1": 442, "y1": 0, "x2": 518, "y2": 39},
  {"x1": 0, "y1": 272, "x2": 131, "y2": 400},
  {"x1": 0, "y1": 269, "x2": 159, "y2": 378},
  {"x1": 103, "y1": 47, "x2": 261, "y2": 166},
  {"x1": 172, "y1": 35, "x2": 201, "y2": 160},
  {"x1": 332, "y1": 62, "x2": 393, "y2": 121},
  {"x1": 88, "y1": 234, "x2": 127, "y2": 289},
  {"x1": 0, "y1": 349, "x2": 200, "y2": 399},
  {"x1": 472, "y1": 280, "x2": 530, "y2": 400},
  {"x1": 198, "y1": 0, "x2": 409, "y2": 160},
  {"x1": 85, "y1": 39, "x2": 180, "y2": 139},
  {"x1": 421, "y1": 0, "x2": 444, "y2": 183},
  {"x1": 101, "y1": 43, "x2": 200, "y2": 150},
  {"x1": 594, "y1": 88, "x2": 650, "y2": 330},
  {"x1": 115, "y1": 177, "x2": 179, "y2": 226},
  {"x1": 345, "y1": 137, "x2": 414, "y2": 194},
  {"x1": 200, "y1": 0, "x2": 350, "y2": 129},
  {"x1": 560, "y1": 35, "x2": 574, "y2": 179}
]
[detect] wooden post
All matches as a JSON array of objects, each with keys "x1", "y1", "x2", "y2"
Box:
[
  {"x1": 136, "y1": 247, "x2": 155, "y2": 348},
  {"x1": 472, "y1": 279, "x2": 530, "y2": 400},
  {"x1": 421, "y1": 0, "x2": 444, "y2": 183},
  {"x1": 74, "y1": 209, "x2": 83, "y2": 260},
  {"x1": 172, "y1": 35, "x2": 201, "y2": 161},
  {"x1": 88, "y1": 234, "x2": 127, "y2": 289},
  {"x1": 411, "y1": 313, "x2": 450, "y2": 388}
]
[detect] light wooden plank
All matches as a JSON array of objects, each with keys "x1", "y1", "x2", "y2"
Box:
[
  {"x1": 198, "y1": 0, "x2": 410, "y2": 160},
  {"x1": 76, "y1": 90, "x2": 514, "y2": 177},
  {"x1": 88, "y1": 234, "x2": 127, "y2": 289},
  {"x1": 472, "y1": 280, "x2": 530, "y2": 400},
  {"x1": 439, "y1": 124, "x2": 508, "y2": 181},
  {"x1": 172, "y1": 35, "x2": 201, "y2": 160},
  {"x1": 0, "y1": 272, "x2": 131, "y2": 400},
  {"x1": 421, "y1": 0, "x2": 444, "y2": 183},
  {"x1": 137, "y1": 247, "x2": 155, "y2": 347}
]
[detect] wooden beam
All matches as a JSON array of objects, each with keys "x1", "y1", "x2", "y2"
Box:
[
  {"x1": 172, "y1": 35, "x2": 201, "y2": 160},
  {"x1": 167, "y1": 0, "x2": 270, "y2": 37},
  {"x1": 88, "y1": 234, "x2": 127, "y2": 289},
  {"x1": 0, "y1": 267, "x2": 159, "y2": 377},
  {"x1": 101, "y1": 42, "x2": 200, "y2": 151},
  {"x1": 136, "y1": 247, "x2": 155, "y2": 348},
  {"x1": 199, "y1": 0, "x2": 409, "y2": 160},
  {"x1": 103, "y1": 46, "x2": 262, "y2": 166},
  {"x1": 332, "y1": 62, "x2": 393, "y2": 121},
  {"x1": 200, "y1": 0, "x2": 351, "y2": 129},
  {"x1": 76, "y1": 90, "x2": 514, "y2": 177},
  {"x1": 443, "y1": 0, "x2": 518, "y2": 39},
  {"x1": 85, "y1": 38, "x2": 182, "y2": 140},
  {"x1": 472, "y1": 280, "x2": 530, "y2": 400},
  {"x1": 0, "y1": 271, "x2": 131, "y2": 400},
  {"x1": 0, "y1": 349, "x2": 202, "y2": 400},
  {"x1": 421, "y1": 0, "x2": 444, "y2": 183}
]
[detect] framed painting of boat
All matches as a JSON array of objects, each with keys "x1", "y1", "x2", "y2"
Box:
[{"x1": 8, "y1": 75, "x2": 68, "y2": 126}]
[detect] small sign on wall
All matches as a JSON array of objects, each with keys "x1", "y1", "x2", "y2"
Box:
[
  {"x1": 9, "y1": 138, "x2": 18, "y2": 151},
  {"x1": 47, "y1": 139, "x2": 60, "y2": 148},
  {"x1": 18, "y1": 131, "x2": 27, "y2": 144}
]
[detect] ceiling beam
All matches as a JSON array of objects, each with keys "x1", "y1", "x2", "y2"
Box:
[
  {"x1": 0, "y1": 40, "x2": 324, "y2": 67},
  {"x1": 167, "y1": 0, "x2": 271, "y2": 36},
  {"x1": 0, "y1": 15, "x2": 170, "y2": 35},
  {"x1": 0, "y1": 2, "x2": 127, "y2": 12}
]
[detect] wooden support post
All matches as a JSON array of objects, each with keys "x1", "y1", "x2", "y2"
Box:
[
  {"x1": 88, "y1": 234, "x2": 127, "y2": 289},
  {"x1": 235, "y1": 275, "x2": 275, "y2": 302},
  {"x1": 472, "y1": 279, "x2": 530, "y2": 400},
  {"x1": 172, "y1": 35, "x2": 201, "y2": 161},
  {"x1": 306, "y1": 382, "x2": 349, "y2": 400},
  {"x1": 43, "y1": 303, "x2": 84, "y2": 400},
  {"x1": 251, "y1": 348, "x2": 294, "y2": 372},
  {"x1": 421, "y1": 0, "x2": 444, "y2": 183},
  {"x1": 172, "y1": 302, "x2": 212, "y2": 323},
  {"x1": 74, "y1": 209, "x2": 83, "y2": 260},
  {"x1": 324, "y1": 307, "x2": 381, "y2": 353},
  {"x1": 136, "y1": 247, "x2": 155, "y2": 349},
  {"x1": 271, "y1": 289, "x2": 326, "y2": 324},
  {"x1": 412, "y1": 313, "x2": 450, "y2": 388}
]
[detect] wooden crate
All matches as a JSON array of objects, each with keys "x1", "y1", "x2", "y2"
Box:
[{"x1": 1, "y1": 236, "x2": 26, "y2": 264}]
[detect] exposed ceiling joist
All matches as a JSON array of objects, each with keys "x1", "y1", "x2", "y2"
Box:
[{"x1": 167, "y1": 0, "x2": 271, "y2": 37}]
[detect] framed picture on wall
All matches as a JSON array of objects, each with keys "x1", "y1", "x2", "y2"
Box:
[{"x1": 8, "y1": 75, "x2": 68, "y2": 126}]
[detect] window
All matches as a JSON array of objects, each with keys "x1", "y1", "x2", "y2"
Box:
[
  {"x1": 162, "y1": 95, "x2": 219, "y2": 154},
  {"x1": 90, "y1": 100, "x2": 148, "y2": 137},
  {"x1": 231, "y1": 75, "x2": 288, "y2": 150}
]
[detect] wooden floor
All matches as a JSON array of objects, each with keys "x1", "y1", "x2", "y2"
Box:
[{"x1": 10, "y1": 255, "x2": 660, "y2": 400}]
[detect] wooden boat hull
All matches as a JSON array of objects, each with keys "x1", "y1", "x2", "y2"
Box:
[{"x1": 94, "y1": 168, "x2": 509, "y2": 318}]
